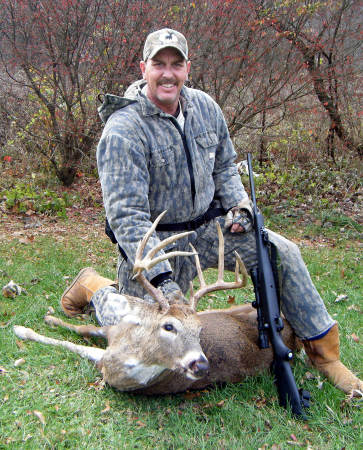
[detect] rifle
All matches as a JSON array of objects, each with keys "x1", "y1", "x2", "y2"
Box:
[{"x1": 247, "y1": 153, "x2": 310, "y2": 419}]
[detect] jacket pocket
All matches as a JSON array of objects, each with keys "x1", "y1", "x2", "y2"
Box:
[
  {"x1": 195, "y1": 131, "x2": 218, "y2": 171},
  {"x1": 149, "y1": 145, "x2": 174, "y2": 168}
]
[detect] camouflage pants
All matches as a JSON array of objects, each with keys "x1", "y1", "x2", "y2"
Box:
[{"x1": 91, "y1": 216, "x2": 334, "y2": 339}]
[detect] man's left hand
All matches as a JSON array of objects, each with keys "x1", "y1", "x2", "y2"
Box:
[{"x1": 225, "y1": 198, "x2": 253, "y2": 233}]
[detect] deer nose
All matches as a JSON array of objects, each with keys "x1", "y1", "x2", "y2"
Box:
[{"x1": 189, "y1": 355, "x2": 209, "y2": 378}]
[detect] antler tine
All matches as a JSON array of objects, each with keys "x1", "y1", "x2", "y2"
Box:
[
  {"x1": 234, "y1": 251, "x2": 248, "y2": 287},
  {"x1": 189, "y1": 222, "x2": 248, "y2": 311},
  {"x1": 132, "y1": 211, "x2": 197, "y2": 312},
  {"x1": 133, "y1": 211, "x2": 196, "y2": 277},
  {"x1": 134, "y1": 210, "x2": 167, "y2": 268}
]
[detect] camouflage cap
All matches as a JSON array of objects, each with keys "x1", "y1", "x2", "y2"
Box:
[{"x1": 143, "y1": 28, "x2": 188, "y2": 61}]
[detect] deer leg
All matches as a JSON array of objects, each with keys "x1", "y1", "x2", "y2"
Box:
[
  {"x1": 44, "y1": 315, "x2": 108, "y2": 339},
  {"x1": 13, "y1": 326, "x2": 105, "y2": 364}
]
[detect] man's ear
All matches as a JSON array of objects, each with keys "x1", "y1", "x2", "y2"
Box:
[
  {"x1": 140, "y1": 60, "x2": 146, "y2": 79},
  {"x1": 185, "y1": 60, "x2": 191, "y2": 81}
]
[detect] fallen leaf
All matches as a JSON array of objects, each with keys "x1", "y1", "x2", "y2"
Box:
[
  {"x1": 335, "y1": 294, "x2": 348, "y2": 303},
  {"x1": 88, "y1": 379, "x2": 105, "y2": 390},
  {"x1": 101, "y1": 401, "x2": 111, "y2": 414},
  {"x1": 16, "y1": 340, "x2": 25, "y2": 349},
  {"x1": 136, "y1": 420, "x2": 146, "y2": 427},
  {"x1": 33, "y1": 410, "x2": 46, "y2": 425},
  {"x1": 216, "y1": 400, "x2": 225, "y2": 407},
  {"x1": 18, "y1": 236, "x2": 33, "y2": 245},
  {"x1": 347, "y1": 304, "x2": 361, "y2": 312},
  {"x1": 183, "y1": 391, "x2": 200, "y2": 399},
  {"x1": 227, "y1": 295, "x2": 235, "y2": 304},
  {"x1": 290, "y1": 434, "x2": 297, "y2": 441},
  {"x1": 350, "y1": 333, "x2": 359, "y2": 343},
  {"x1": 304, "y1": 371, "x2": 316, "y2": 380},
  {"x1": 14, "y1": 358, "x2": 26, "y2": 367}
]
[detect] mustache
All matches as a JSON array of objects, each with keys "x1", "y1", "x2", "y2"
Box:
[{"x1": 157, "y1": 78, "x2": 177, "y2": 85}]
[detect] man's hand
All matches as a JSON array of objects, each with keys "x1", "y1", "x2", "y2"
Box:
[{"x1": 225, "y1": 198, "x2": 253, "y2": 234}]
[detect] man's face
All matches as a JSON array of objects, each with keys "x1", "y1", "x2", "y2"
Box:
[{"x1": 140, "y1": 47, "x2": 191, "y2": 115}]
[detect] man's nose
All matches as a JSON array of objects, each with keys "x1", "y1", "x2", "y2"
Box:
[{"x1": 162, "y1": 66, "x2": 174, "y2": 78}]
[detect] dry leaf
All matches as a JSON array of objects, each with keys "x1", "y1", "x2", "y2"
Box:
[
  {"x1": 304, "y1": 371, "x2": 316, "y2": 380},
  {"x1": 33, "y1": 410, "x2": 46, "y2": 425},
  {"x1": 347, "y1": 304, "x2": 360, "y2": 312},
  {"x1": 88, "y1": 379, "x2": 105, "y2": 390},
  {"x1": 227, "y1": 295, "x2": 235, "y2": 304},
  {"x1": 101, "y1": 401, "x2": 111, "y2": 414},
  {"x1": 136, "y1": 420, "x2": 146, "y2": 427},
  {"x1": 16, "y1": 340, "x2": 25, "y2": 349},
  {"x1": 14, "y1": 358, "x2": 25, "y2": 367},
  {"x1": 335, "y1": 294, "x2": 348, "y2": 303},
  {"x1": 216, "y1": 400, "x2": 225, "y2": 407},
  {"x1": 183, "y1": 391, "x2": 200, "y2": 399},
  {"x1": 350, "y1": 333, "x2": 359, "y2": 343},
  {"x1": 19, "y1": 236, "x2": 33, "y2": 245}
]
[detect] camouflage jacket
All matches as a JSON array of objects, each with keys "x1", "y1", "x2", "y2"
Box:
[{"x1": 96, "y1": 81, "x2": 247, "y2": 280}]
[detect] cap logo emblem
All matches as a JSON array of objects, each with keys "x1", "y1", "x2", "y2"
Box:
[{"x1": 163, "y1": 31, "x2": 177, "y2": 43}]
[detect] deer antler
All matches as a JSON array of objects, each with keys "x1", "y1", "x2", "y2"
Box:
[
  {"x1": 188, "y1": 222, "x2": 248, "y2": 311},
  {"x1": 132, "y1": 211, "x2": 197, "y2": 312}
]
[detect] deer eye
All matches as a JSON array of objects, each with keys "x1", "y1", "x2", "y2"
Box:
[{"x1": 163, "y1": 323, "x2": 174, "y2": 332}]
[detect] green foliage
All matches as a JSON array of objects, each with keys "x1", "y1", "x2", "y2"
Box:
[{"x1": 2, "y1": 182, "x2": 76, "y2": 218}]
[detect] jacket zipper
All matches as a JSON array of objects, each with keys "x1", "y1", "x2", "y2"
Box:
[{"x1": 170, "y1": 117, "x2": 196, "y2": 206}]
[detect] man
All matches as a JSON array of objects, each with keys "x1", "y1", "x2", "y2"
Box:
[{"x1": 62, "y1": 29, "x2": 362, "y2": 395}]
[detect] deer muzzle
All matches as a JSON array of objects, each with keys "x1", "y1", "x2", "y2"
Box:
[{"x1": 187, "y1": 354, "x2": 209, "y2": 379}]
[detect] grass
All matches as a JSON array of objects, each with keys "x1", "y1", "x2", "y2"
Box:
[{"x1": 0, "y1": 218, "x2": 362, "y2": 449}]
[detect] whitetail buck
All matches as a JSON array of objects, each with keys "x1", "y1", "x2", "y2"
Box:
[{"x1": 13, "y1": 213, "x2": 299, "y2": 394}]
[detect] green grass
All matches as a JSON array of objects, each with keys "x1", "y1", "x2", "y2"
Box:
[{"x1": 0, "y1": 224, "x2": 362, "y2": 449}]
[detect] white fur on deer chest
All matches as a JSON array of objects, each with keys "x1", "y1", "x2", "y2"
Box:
[{"x1": 123, "y1": 357, "x2": 165, "y2": 387}]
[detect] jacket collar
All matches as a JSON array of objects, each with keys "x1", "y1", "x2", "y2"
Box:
[{"x1": 138, "y1": 85, "x2": 192, "y2": 118}]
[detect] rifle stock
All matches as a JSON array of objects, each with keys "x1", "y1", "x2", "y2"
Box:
[{"x1": 247, "y1": 153, "x2": 310, "y2": 419}]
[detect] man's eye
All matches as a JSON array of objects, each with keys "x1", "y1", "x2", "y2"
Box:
[{"x1": 163, "y1": 323, "x2": 174, "y2": 332}]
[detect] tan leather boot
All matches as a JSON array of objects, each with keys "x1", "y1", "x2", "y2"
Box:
[
  {"x1": 303, "y1": 324, "x2": 363, "y2": 394},
  {"x1": 61, "y1": 267, "x2": 115, "y2": 317}
]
